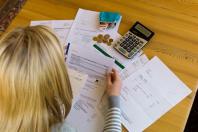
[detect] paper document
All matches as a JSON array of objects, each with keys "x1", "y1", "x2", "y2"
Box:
[
  {"x1": 67, "y1": 8, "x2": 121, "y2": 34},
  {"x1": 66, "y1": 9, "x2": 121, "y2": 49},
  {"x1": 30, "y1": 20, "x2": 73, "y2": 45},
  {"x1": 120, "y1": 54, "x2": 149, "y2": 80},
  {"x1": 121, "y1": 56, "x2": 192, "y2": 132},
  {"x1": 68, "y1": 68, "x2": 88, "y2": 99},
  {"x1": 97, "y1": 54, "x2": 149, "y2": 121},
  {"x1": 66, "y1": 44, "x2": 114, "y2": 132},
  {"x1": 66, "y1": 9, "x2": 142, "y2": 71}
]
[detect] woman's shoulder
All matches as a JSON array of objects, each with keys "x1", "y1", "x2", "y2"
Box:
[{"x1": 51, "y1": 121, "x2": 77, "y2": 132}]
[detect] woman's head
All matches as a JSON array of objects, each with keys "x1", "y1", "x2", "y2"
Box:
[{"x1": 0, "y1": 26, "x2": 73, "y2": 132}]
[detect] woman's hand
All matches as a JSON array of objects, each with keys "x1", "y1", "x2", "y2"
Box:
[{"x1": 106, "y1": 68, "x2": 122, "y2": 96}]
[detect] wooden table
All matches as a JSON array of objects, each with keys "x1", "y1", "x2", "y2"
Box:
[{"x1": 4, "y1": 0, "x2": 198, "y2": 131}]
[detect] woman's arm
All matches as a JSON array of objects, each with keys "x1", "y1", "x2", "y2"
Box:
[{"x1": 103, "y1": 69, "x2": 122, "y2": 132}]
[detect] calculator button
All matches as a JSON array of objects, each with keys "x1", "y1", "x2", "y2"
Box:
[
  {"x1": 122, "y1": 43, "x2": 126, "y2": 47},
  {"x1": 129, "y1": 43, "x2": 134, "y2": 47},
  {"x1": 119, "y1": 47, "x2": 126, "y2": 54},
  {"x1": 135, "y1": 42, "x2": 139, "y2": 45},
  {"x1": 128, "y1": 35, "x2": 132, "y2": 39},
  {"x1": 127, "y1": 48, "x2": 132, "y2": 52},
  {"x1": 123, "y1": 46, "x2": 128, "y2": 49},
  {"x1": 123, "y1": 41, "x2": 127, "y2": 45},
  {"x1": 120, "y1": 42, "x2": 125, "y2": 47},
  {"x1": 129, "y1": 42, "x2": 133, "y2": 45},
  {"x1": 131, "y1": 48, "x2": 136, "y2": 52},
  {"x1": 128, "y1": 52, "x2": 134, "y2": 58},
  {"x1": 139, "y1": 43, "x2": 144, "y2": 47},
  {"x1": 140, "y1": 41, "x2": 144, "y2": 45},
  {"x1": 138, "y1": 44, "x2": 143, "y2": 48},
  {"x1": 132, "y1": 43, "x2": 136, "y2": 47},
  {"x1": 126, "y1": 48, "x2": 131, "y2": 52},
  {"x1": 126, "y1": 43, "x2": 130, "y2": 47},
  {"x1": 136, "y1": 45, "x2": 140, "y2": 49},
  {"x1": 128, "y1": 45, "x2": 134, "y2": 49}
]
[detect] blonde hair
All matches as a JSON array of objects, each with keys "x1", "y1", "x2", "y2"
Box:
[{"x1": 0, "y1": 26, "x2": 73, "y2": 132}]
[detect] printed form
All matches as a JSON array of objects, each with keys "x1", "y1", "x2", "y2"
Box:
[
  {"x1": 30, "y1": 20, "x2": 73, "y2": 45},
  {"x1": 121, "y1": 56, "x2": 192, "y2": 131},
  {"x1": 64, "y1": 9, "x2": 148, "y2": 131},
  {"x1": 97, "y1": 54, "x2": 149, "y2": 125},
  {"x1": 65, "y1": 44, "x2": 114, "y2": 132},
  {"x1": 66, "y1": 9, "x2": 143, "y2": 71},
  {"x1": 67, "y1": 68, "x2": 88, "y2": 100}
]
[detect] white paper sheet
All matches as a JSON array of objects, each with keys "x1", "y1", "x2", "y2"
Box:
[
  {"x1": 120, "y1": 54, "x2": 149, "y2": 80},
  {"x1": 97, "y1": 54, "x2": 149, "y2": 124},
  {"x1": 121, "y1": 56, "x2": 192, "y2": 131},
  {"x1": 66, "y1": 9, "x2": 143, "y2": 72},
  {"x1": 66, "y1": 9, "x2": 121, "y2": 48},
  {"x1": 67, "y1": 8, "x2": 121, "y2": 35},
  {"x1": 30, "y1": 20, "x2": 73, "y2": 45},
  {"x1": 66, "y1": 44, "x2": 114, "y2": 132},
  {"x1": 68, "y1": 68, "x2": 88, "y2": 99}
]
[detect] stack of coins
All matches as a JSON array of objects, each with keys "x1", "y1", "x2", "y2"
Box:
[{"x1": 93, "y1": 34, "x2": 114, "y2": 46}]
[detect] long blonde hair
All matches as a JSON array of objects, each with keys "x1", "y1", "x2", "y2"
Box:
[{"x1": 0, "y1": 26, "x2": 73, "y2": 132}]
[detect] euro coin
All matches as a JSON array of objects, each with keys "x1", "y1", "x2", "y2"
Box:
[
  {"x1": 98, "y1": 34, "x2": 103, "y2": 39},
  {"x1": 109, "y1": 38, "x2": 113, "y2": 42},
  {"x1": 97, "y1": 39, "x2": 103, "y2": 43},
  {"x1": 104, "y1": 34, "x2": 110, "y2": 39},
  {"x1": 93, "y1": 37, "x2": 98, "y2": 41}
]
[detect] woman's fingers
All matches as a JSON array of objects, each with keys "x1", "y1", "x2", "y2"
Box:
[
  {"x1": 107, "y1": 72, "x2": 112, "y2": 86},
  {"x1": 112, "y1": 68, "x2": 120, "y2": 81}
]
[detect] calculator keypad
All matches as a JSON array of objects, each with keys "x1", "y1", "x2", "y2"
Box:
[{"x1": 114, "y1": 31, "x2": 147, "y2": 58}]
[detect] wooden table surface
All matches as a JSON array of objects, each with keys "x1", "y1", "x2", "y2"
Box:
[{"x1": 3, "y1": 0, "x2": 198, "y2": 131}]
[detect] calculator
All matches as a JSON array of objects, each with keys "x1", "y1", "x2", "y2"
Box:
[{"x1": 114, "y1": 21, "x2": 154, "y2": 59}]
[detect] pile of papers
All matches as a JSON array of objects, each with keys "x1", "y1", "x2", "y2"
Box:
[{"x1": 31, "y1": 8, "x2": 192, "y2": 132}]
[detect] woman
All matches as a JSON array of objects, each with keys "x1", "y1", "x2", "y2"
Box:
[{"x1": 0, "y1": 25, "x2": 122, "y2": 132}]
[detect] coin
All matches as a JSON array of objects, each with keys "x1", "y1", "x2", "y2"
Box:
[
  {"x1": 104, "y1": 34, "x2": 110, "y2": 39},
  {"x1": 98, "y1": 34, "x2": 103, "y2": 39},
  {"x1": 109, "y1": 38, "x2": 113, "y2": 42},
  {"x1": 97, "y1": 39, "x2": 103, "y2": 43},
  {"x1": 103, "y1": 37, "x2": 108, "y2": 41},
  {"x1": 93, "y1": 37, "x2": 98, "y2": 41},
  {"x1": 102, "y1": 39, "x2": 108, "y2": 43}
]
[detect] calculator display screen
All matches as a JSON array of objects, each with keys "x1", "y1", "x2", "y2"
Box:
[{"x1": 135, "y1": 24, "x2": 152, "y2": 37}]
